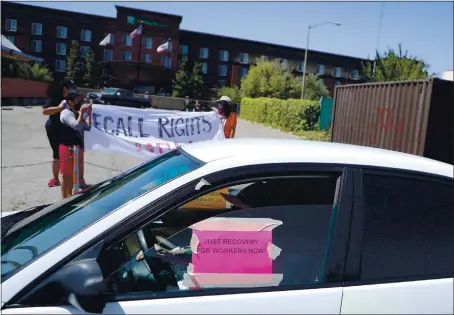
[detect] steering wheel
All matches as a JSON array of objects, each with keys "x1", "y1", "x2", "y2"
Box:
[
  {"x1": 135, "y1": 229, "x2": 178, "y2": 289},
  {"x1": 136, "y1": 229, "x2": 153, "y2": 274},
  {"x1": 155, "y1": 235, "x2": 178, "y2": 250}
]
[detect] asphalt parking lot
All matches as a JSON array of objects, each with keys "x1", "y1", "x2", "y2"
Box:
[{"x1": 1, "y1": 106, "x2": 300, "y2": 212}]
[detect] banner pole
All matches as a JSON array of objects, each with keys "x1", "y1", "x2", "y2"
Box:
[{"x1": 73, "y1": 145, "x2": 80, "y2": 194}]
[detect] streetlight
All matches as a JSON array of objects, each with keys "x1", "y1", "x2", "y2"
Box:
[{"x1": 300, "y1": 21, "x2": 342, "y2": 99}]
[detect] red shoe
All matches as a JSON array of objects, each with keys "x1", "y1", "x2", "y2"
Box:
[
  {"x1": 48, "y1": 178, "x2": 60, "y2": 187},
  {"x1": 79, "y1": 179, "x2": 89, "y2": 189}
]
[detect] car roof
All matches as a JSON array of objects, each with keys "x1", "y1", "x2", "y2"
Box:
[{"x1": 181, "y1": 138, "x2": 453, "y2": 179}]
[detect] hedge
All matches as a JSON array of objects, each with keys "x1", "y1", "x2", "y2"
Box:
[{"x1": 240, "y1": 97, "x2": 321, "y2": 133}]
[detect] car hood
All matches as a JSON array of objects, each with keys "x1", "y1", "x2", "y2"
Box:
[
  {"x1": 1, "y1": 211, "x2": 18, "y2": 218},
  {"x1": 1, "y1": 204, "x2": 51, "y2": 238}
]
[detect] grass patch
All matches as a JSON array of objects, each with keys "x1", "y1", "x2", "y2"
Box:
[{"x1": 294, "y1": 130, "x2": 331, "y2": 142}]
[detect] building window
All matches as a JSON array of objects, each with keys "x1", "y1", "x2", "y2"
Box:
[
  {"x1": 104, "y1": 32, "x2": 115, "y2": 45},
  {"x1": 81, "y1": 29, "x2": 91, "y2": 42},
  {"x1": 316, "y1": 64, "x2": 325, "y2": 75},
  {"x1": 121, "y1": 34, "x2": 133, "y2": 47},
  {"x1": 161, "y1": 56, "x2": 171, "y2": 68},
  {"x1": 55, "y1": 60, "x2": 66, "y2": 72},
  {"x1": 80, "y1": 46, "x2": 90, "y2": 56},
  {"x1": 161, "y1": 56, "x2": 172, "y2": 68},
  {"x1": 297, "y1": 62, "x2": 305, "y2": 72},
  {"x1": 333, "y1": 67, "x2": 342, "y2": 78},
  {"x1": 141, "y1": 53, "x2": 152, "y2": 63},
  {"x1": 103, "y1": 49, "x2": 113, "y2": 61},
  {"x1": 31, "y1": 23, "x2": 42, "y2": 35},
  {"x1": 56, "y1": 43, "x2": 66, "y2": 55},
  {"x1": 31, "y1": 40, "x2": 42, "y2": 53},
  {"x1": 142, "y1": 37, "x2": 152, "y2": 49},
  {"x1": 219, "y1": 50, "x2": 229, "y2": 62},
  {"x1": 121, "y1": 51, "x2": 132, "y2": 61},
  {"x1": 351, "y1": 70, "x2": 359, "y2": 80},
  {"x1": 240, "y1": 67, "x2": 249, "y2": 78},
  {"x1": 218, "y1": 64, "x2": 228, "y2": 76},
  {"x1": 201, "y1": 62, "x2": 208, "y2": 74},
  {"x1": 6, "y1": 36, "x2": 14, "y2": 43},
  {"x1": 218, "y1": 79, "x2": 227, "y2": 87},
  {"x1": 360, "y1": 174, "x2": 453, "y2": 281},
  {"x1": 56, "y1": 26, "x2": 67, "y2": 39},
  {"x1": 199, "y1": 47, "x2": 209, "y2": 59},
  {"x1": 239, "y1": 53, "x2": 249, "y2": 64},
  {"x1": 179, "y1": 44, "x2": 188, "y2": 56},
  {"x1": 5, "y1": 19, "x2": 17, "y2": 32}
]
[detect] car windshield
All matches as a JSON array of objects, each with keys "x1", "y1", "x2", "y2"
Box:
[
  {"x1": 103, "y1": 88, "x2": 117, "y2": 94},
  {"x1": 0, "y1": 149, "x2": 202, "y2": 281}
]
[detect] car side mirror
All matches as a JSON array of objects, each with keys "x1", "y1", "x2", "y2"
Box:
[
  {"x1": 19, "y1": 242, "x2": 107, "y2": 314},
  {"x1": 53, "y1": 258, "x2": 106, "y2": 313}
]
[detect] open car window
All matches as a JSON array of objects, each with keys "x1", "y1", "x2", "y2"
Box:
[{"x1": 96, "y1": 173, "x2": 342, "y2": 298}]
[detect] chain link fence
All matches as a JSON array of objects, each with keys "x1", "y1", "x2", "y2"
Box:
[{"x1": 1, "y1": 159, "x2": 121, "y2": 172}]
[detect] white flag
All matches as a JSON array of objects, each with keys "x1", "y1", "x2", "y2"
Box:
[
  {"x1": 157, "y1": 41, "x2": 170, "y2": 54},
  {"x1": 99, "y1": 34, "x2": 112, "y2": 46}
]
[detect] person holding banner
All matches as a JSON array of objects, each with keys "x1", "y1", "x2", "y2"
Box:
[
  {"x1": 59, "y1": 92, "x2": 92, "y2": 198},
  {"x1": 217, "y1": 96, "x2": 237, "y2": 138}
]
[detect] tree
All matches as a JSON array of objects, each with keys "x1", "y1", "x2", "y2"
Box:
[
  {"x1": 23, "y1": 62, "x2": 53, "y2": 82},
  {"x1": 65, "y1": 40, "x2": 82, "y2": 83},
  {"x1": 190, "y1": 62, "x2": 206, "y2": 99},
  {"x1": 2, "y1": 57, "x2": 27, "y2": 78},
  {"x1": 171, "y1": 57, "x2": 206, "y2": 99},
  {"x1": 362, "y1": 43, "x2": 432, "y2": 82},
  {"x1": 241, "y1": 57, "x2": 300, "y2": 99},
  {"x1": 240, "y1": 57, "x2": 329, "y2": 101},
  {"x1": 82, "y1": 48, "x2": 96, "y2": 87},
  {"x1": 1, "y1": 58, "x2": 53, "y2": 82},
  {"x1": 172, "y1": 56, "x2": 192, "y2": 97},
  {"x1": 302, "y1": 74, "x2": 330, "y2": 101},
  {"x1": 217, "y1": 85, "x2": 243, "y2": 104}
]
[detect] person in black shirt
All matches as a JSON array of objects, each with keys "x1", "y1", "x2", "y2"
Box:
[{"x1": 42, "y1": 80, "x2": 88, "y2": 188}]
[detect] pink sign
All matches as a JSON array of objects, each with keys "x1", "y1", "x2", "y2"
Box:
[{"x1": 191, "y1": 230, "x2": 272, "y2": 274}]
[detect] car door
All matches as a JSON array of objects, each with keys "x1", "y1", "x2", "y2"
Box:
[
  {"x1": 3, "y1": 164, "x2": 354, "y2": 314},
  {"x1": 341, "y1": 168, "x2": 454, "y2": 314},
  {"x1": 96, "y1": 165, "x2": 354, "y2": 314}
]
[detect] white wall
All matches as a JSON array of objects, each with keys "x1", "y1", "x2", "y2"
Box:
[{"x1": 442, "y1": 70, "x2": 453, "y2": 81}]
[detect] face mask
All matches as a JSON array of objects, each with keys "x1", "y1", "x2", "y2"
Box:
[{"x1": 74, "y1": 100, "x2": 82, "y2": 111}]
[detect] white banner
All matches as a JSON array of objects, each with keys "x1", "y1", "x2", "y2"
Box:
[{"x1": 85, "y1": 105, "x2": 225, "y2": 158}]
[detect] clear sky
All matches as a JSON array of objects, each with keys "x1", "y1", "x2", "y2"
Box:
[{"x1": 17, "y1": 1, "x2": 454, "y2": 75}]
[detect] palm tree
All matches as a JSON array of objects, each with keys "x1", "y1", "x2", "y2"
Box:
[
  {"x1": 1, "y1": 57, "x2": 27, "y2": 78},
  {"x1": 1, "y1": 58, "x2": 53, "y2": 82},
  {"x1": 23, "y1": 63, "x2": 53, "y2": 82}
]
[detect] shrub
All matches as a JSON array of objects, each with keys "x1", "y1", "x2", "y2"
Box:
[
  {"x1": 240, "y1": 97, "x2": 320, "y2": 133},
  {"x1": 217, "y1": 85, "x2": 243, "y2": 104}
]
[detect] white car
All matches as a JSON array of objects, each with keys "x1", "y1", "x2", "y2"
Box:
[{"x1": 1, "y1": 139, "x2": 453, "y2": 314}]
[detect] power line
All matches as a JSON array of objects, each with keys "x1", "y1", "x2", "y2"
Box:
[
  {"x1": 373, "y1": 2, "x2": 385, "y2": 74},
  {"x1": 376, "y1": 2, "x2": 385, "y2": 53}
]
